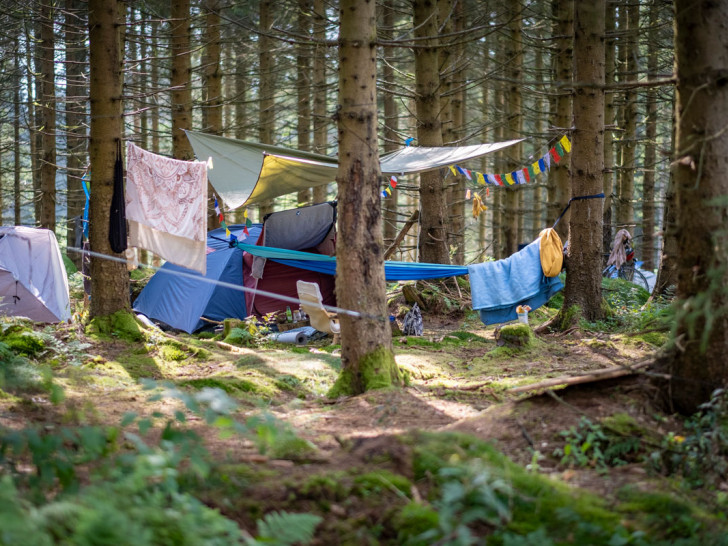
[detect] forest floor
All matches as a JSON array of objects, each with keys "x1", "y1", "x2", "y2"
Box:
[{"x1": 2, "y1": 277, "x2": 727, "y2": 544}]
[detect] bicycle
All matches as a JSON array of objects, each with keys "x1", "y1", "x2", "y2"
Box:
[{"x1": 602, "y1": 237, "x2": 650, "y2": 292}]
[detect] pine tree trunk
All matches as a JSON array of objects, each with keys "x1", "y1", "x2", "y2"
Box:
[
  {"x1": 414, "y1": 0, "x2": 449, "y2": 264},
  {"x1": 450, "y1": 0, "x2": 466, "y2": 264},
  {"x1": 88, "y1": 0, "x2": 129, "y2": 317},
  {"x1": 558, "y1": 0, "x2": 605, "y2": 325},
  {"x1": 329, "y1": 0, "x2": 401, "y2": 397},
  {"x1": 616, "y1": 1, "x2": 638, "y2": 232},
  {"x1": 503, "y1": 2, "x2": 523, "y2": 257},
  {"x1": 202, "y1": 0, "x2": 223, "y2": 227},
  {"x1": 297, "y1": 0, "x2": 312, "y2": 206},
  {"x1": 641, "y1": 1, "x2": 659, "y2": 271},
  {"x1": 65, "y1": 0, "x2": 88, "y2": 267},
  {"x1": 602, "y1": 0, "x2": 616, "y2": 256},
  {"x1": 38, "y1": 2, "x2": 57, "y2": 231},
  {"x1": 312, "y1": 0, "x2": 328, "y2": 204},
  {"x1": 669, "y1": 0, "x2": 728, "y2": 414},
  {"x1": 13, "y1": 47, "x2": 21, "y2": 224},
  {"x1": 258, "y1": 0, "x2": 275, "y2": 219},
  {"x1": 548, "y1": 0, "x2": 573, "y2": 241},
  {"x1": 171, "y1": 0, "x2": 194, "y2": 160},
  {"x1": 381, "y1": 0, "x2": 399, "y2": 246}
]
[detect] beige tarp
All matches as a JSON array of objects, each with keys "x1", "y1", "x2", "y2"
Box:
[{"x1": 186, "y1": 130, "x2": 523, "y2": 210}]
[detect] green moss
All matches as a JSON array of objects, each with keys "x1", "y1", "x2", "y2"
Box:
[
  {"x1": 3, "y1": 331, "x2": 46, "y2": 357},
  {"x1": 352, "y1": 470, "x2": 412, "y2": 497},
  {"x1": 409, "y1": 431, "x2": 624, "y2": 538},
  {"x1": 85, "y1": 311, "x2": 143, "y2": 342},
  {"x1": 235, "y1": 355, "x2": 267, "y2": 368},
  {"x1": 223, "y1": 327, "x2": 254, "y2": 346},
  {"x1": 601, "y1": 413, "x2": 644, "y2": 436},
  {"x1": 180, "y1": 376, "x2": 258, "y2": 394},
  {"x1": 394, "y1": 502, "x2": 439, "y2": 544},
  {"x1": 274, "y1": 374, "x2": 301, "y2": 391},
  {"x1": 498, "y1": 323, "x2": 534, "y2": 348},
  {"x1": 158, "y1": 345, "x2": 188, "y2": 362},
  {"x1": 327, "y1": 346, "x2": 402, "y2": 397},
  {"x1": 616, "y1": 487, "x2": 710, "y2": 539},
  {"x1": 299, "y1": 473, "x2": 349, "y2": 501},
  {"x1": 557, "y1": 304, "x2": 581, "y2": 331}
]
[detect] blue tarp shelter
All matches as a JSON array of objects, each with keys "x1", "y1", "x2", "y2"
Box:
[{"x1": 133, "y1": 224, "x2": 262, "y2": 333}]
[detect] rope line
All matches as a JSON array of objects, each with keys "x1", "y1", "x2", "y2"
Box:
[{"x1": 67, "y1": 246, "x2": 385, "y2": 322}]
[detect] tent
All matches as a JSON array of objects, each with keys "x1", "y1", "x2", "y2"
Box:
[
  {"x1": 132, "y1": 224, "x2": 263, "y2": 333},
  {"x1": 243, "y1": 201, "x2": 337, "y2": 317},
  {"x1": 0, "y1": 226, "x2": 71, "y2": 323},
  {"x1": 185, "y1": 130, "x2": 524, "y2": 209},
  {"x1": 133, "y1": 202, "x2": 338, "y2": 332}
]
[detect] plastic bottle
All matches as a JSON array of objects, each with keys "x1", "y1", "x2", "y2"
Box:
[{"x1": 286, "y1": 306, "x2": 293, "y2": 323}]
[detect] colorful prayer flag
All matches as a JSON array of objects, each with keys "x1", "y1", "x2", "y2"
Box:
[
  {"x1": 522, "y1": 168, "x2": 530, "y2": 183},
  {"x1": 449, "y1": 165, "x2": 457, "y2": 175},
  {"x1": 464, "y1": 169, "x2": 472, "y2": 181},
  {"x1": 550, "y1": 147, "x2": 562, "y2": 163},
  {"x1": 538, "y1": 158, "x2": 547, "y2": 172},
  {"x1": 494, "y1": 174, "x2": 504, "y2": 186},
  {"x1": 555, "y1": 141, "x2": 565, "y2": 157},
  {"x1": 505, "y1": 173, "x2": 515, "y2": 185},
  {"x1": 516, "y1": 171, "x2": 526, "y2": 185},
  {"x1": 528, "y1": 165, "x2": 536, "y2": 179},
  {"x1": 560, "y1": 135, "x2": 571, "y2": 153},
  {"x1": 476, "y1": 172, "x2": 486, "y2": 185},
  {"x1": 390, "y1": 176, "x2": 397, "y2": 188}
]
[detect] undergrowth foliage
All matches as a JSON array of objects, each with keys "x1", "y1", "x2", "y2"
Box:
[{"x1": 650, "y1": 388, "x2": 728, "y2": 487}]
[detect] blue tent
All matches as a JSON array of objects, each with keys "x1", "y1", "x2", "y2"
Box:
[{"x1": 133, "y1": 224, "x2": 262, "y2": 333}]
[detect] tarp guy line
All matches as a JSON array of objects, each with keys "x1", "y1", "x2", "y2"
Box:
[{"x1": 67, "y1": 247, "x2": 375, "y2": 321}]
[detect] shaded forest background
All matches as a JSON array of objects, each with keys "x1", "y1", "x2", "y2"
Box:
[{"x1": 0, "y1": 0, "x2": 675, "y2": 270}]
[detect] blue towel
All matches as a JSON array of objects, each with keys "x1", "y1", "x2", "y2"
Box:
[{"x1": 468, "y1": 239, "x2": 563, "y2": 325}]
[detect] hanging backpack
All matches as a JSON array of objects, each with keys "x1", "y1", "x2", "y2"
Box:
[{"x1": 538, "y1": 228, "x2": 564, "y2": 277}]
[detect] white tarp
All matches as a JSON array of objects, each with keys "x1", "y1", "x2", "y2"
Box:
[
  {"x1": 185, "y1": 130, "x2": 523, "y2": 210},
  {"x1": 0, "y1": 226, "x2": 71, "y2": 322}
]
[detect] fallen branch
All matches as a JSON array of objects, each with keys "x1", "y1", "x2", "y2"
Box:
[
  {"x1": 384, "y1": 209, "x2": 419, "y2": 260},
  {"x1": 509, "y1": 361, "x2": 651, "y2": 394}
]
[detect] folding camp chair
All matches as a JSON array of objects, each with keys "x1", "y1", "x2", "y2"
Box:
[{"x1": 296, "y1": 280, "x2": 340, "y2": 339}]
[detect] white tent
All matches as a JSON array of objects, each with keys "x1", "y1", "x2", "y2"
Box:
[{"x1": 0, "y1": 226, "x2": 71, "y2": 323}]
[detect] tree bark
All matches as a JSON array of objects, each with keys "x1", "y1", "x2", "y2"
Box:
[
  {"x1": 258, "y1": 0, "x2": 275, "y2": 218},
  {"x1": 548, "y1": 0, "x2": 573, "y2": 241},
  {"x1": 38, "y1": 2, "x2": 57, "y2": 231},
  {"x1": 171, "y1": 0, "x2": 194, "y2": 160},
  {"x1": 669, "y1": 0, "x2": 728, "y2": 414},
  {"x1": 88, "y1": 0, "x2": 129, "y2": 317},
  {"x1": 202, "y1": 0, "x2": 223, "y2": 227},
  {"x1": 503, "y1": 2, "x2": 524, "y2": 257},
  {"x1": 641, "y1": 0, "x2": 659, "y2": 271},
  {"x1": 312, "y1": 0, "x2": 328, "y2": 204},
  {"x1": 414, "y1": 0, "x2": 449, "y2": 264},
  {"x1": 558, "y1": 0, "x2": 605, "y2": 325},
  {"x1": 602, "y1": 0, "x2": 616, "y2": 255},
  {"x1": 65, "y1": 0, "x2": 88, "y2": 267},
  {"x1": 329, "y1": 0, "x2": 402, "y2": 397},
  {"x1": 296, "y1": 0, "x2": 312, "y2": 206},
  {"x1": 381, "y1": 0, "x2": 399, "y2": 246},
  {"x1": 616, "y1": 1, "x2": 638, "y2": 231}
]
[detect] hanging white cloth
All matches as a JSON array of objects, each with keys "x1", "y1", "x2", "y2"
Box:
[{"x1": 125, "y1": 142, "x2": 208, "y2": 274}]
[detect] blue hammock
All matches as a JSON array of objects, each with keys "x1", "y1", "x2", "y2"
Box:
[{"x1": 233, "y1": 241, "x2": 469, "y2": 281}]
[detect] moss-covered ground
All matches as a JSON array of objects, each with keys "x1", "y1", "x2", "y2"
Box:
[{"x1": 1, "y1": 276, "x2": 724, "y2": 544}]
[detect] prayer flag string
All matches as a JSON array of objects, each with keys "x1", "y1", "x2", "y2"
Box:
[{"x1": 447, "y1": 135, "x2": 571, "y2": 195}]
